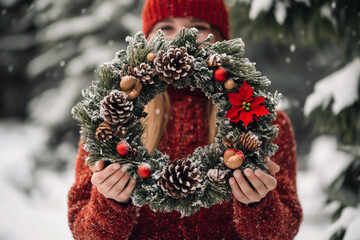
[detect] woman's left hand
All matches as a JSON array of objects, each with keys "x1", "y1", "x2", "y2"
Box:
[{"x1": 229, "y1": 158, "x2": 280, "y2": 205}]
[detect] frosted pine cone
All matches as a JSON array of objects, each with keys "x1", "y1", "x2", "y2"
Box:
[
  {"x1": 119, "y1": 65, "x2": 128, "y2": 79},
  {"x1": 100, "y1": 90, "x2": 133, "y2": 125},
  {"x1": 158, "y1": 158, "x2": 202, "y2": 199},
  {"x1": 239, "y1": 132, "x2": 261, "y2": 151},
  {"x1": 114, "y1": 125, "x2": 128, "y2": 139},
  {"x1": 154, "y1": 46, "x2": 194, "y2": 83},
  {"x1": 206, "y1": 54, "x2": 222, "y2": 68},
  {"x1": 207, "y1": 169, "x2": 230, "y2": 184},
  {"x1": 95, "y1": 122, "x2": 113, "y2": 142},
  {"x1": 129, "y1": 63, "x2": 154, "y2": 85}
]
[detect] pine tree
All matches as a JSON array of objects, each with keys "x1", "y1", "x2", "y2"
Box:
[{"x1": 24, "y1": 0, "x2": 143, "y2": 170}]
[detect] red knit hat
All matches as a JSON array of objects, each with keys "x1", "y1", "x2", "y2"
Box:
[{"x1": 142, "y1": 0, "x2": 230, "y2": 40}]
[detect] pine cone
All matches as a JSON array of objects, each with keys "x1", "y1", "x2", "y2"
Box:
[
  {"x1": 158, "y1": 158, "x2": 202, "y2": 199},
  {"x1": 206, "y1": 54, "x2": 222, "y2": 68},
  {"x1": 100, "y1": 90, "x2": 134, "y2": 125},
  {"x1": 154, "y1": 46, "x2": 194, "y2": 83},
  {"x1": 222, "y1": 136, "x2": 238, "y2": 148},
  {"x1": 207, "y1": 169, "x2": 230, "y2": 184},
  {"x1": 95, "y1": 122, "x2": 113, "y2": 142},
  {"x1": 114, "y1": 125, "x2": 128, "y2": 138},
  {"x1": 239, "y1": 132, "x2": 261, "y2": 151},
  {"x1": 127, "y1": 148, "x2": 137, "y2": 158},
  {"x1": 119, "y1": 65, "x2": 128, "y2": 79},
  {"x1": 129, "y1": 63, "x2": 154, "y2": 85}
]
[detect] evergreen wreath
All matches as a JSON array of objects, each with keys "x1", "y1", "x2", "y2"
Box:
[{"x1": 72, "y1": 28, "x2": 281, "y2": 217}]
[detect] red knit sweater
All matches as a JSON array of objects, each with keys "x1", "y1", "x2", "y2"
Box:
[{"x1": 68, "y1": 86, "x2": 303, "y2": 240}]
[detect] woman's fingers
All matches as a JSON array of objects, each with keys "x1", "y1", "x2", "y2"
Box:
[
  {"x1": 266, "y1": 158, "x2": 280, "y2": 175},
  {"x1": 114, "y1": 176, "x2": 136, "y2": 203},
  {"x1": 229, "y1": 177, "x2": 249, "y2": 203},
  {"x1": 91, "y1": 163, "x2": 120, "y2": 185},
  {"x1": 254, "y1": 169, "x2": 277, "y2": 190},
  {"x1": 233, "y1": 170, "x2": 260, "y2": 201},
  {"x1": 90, "y1": 161, "x2": 104, "y2": 172},
  {"x1": 243, "y1": 169, "x2": 268, "y2": 198},
  {"x1": 98, "y1": 166, "x2": 128, "y2": 194}
]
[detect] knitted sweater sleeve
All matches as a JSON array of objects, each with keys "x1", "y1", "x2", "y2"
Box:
[
  {"x1": 67, "y1": 141, "x2": 138, "y2": 240},
  {"x1": 232, "y1": 110, "x2": 303, "y2": 240}
]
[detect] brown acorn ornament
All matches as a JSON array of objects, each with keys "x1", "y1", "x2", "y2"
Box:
[
  {"x1": 224, "y1": 79, "x2": 236, "y2": 90},
  {"x1": 223, "y1": 148, "x2": 244, "y2": 169},
  {"x1": 239, "y1": 132, "x2": 261, "y2": 151},
  {"x1": 146, "y1": 52, "x2": 156, "y2": 62},
  {"x1": 120, "y1": 76, "x2": 143, "y2": 99}
]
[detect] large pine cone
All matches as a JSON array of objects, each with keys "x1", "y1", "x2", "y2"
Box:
[
  {"x1": 100, "y1": 90, "x2": 133, "y2": 125},
  {"x1": 95, "y1": 122, "x2": 113, "y2": 142},
  {"x1": 129, "y1": 63, "x2": 154, "y2": 85},
  {"x1": 239, "y1": 132, "x2": 261, "y2": 151},
  {"x1": 158, "y1": 158, "x2": 202, "y2": 199},
  {"x1": 154, "y1": 46, "x2": 194, "y2": 83}
]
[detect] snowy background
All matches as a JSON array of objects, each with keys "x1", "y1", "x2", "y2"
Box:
[{"x1": 1, "y1": 0, "x2": 359, "y2": 239}]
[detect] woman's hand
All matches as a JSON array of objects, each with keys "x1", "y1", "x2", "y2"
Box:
[
  {"x1": 229, "y1": 158, "x2": 280, "y2": 205},
  {"x1": 90, "y1": 161, "x2": 136, "y2": 204}
]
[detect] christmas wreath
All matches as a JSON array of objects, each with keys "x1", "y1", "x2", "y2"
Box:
[{"x1": 72, "y1": 28, "x2": 281, "y2": 217}]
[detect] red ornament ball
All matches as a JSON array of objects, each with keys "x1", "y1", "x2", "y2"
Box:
[
  {"x1": 137, "y1": 163, "x2": 151, "y2": 178},
  {"x1": 116, "y1": 141, "x2": 130, "y2": 156},
  {"x1": 214, "y1": 67, "x2": 227, "y2": 82}
]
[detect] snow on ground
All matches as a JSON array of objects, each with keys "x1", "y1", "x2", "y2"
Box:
[
  {"x1": 0, "y1": 121, "x2": 74, "y2": 240},
  {"x1": 0, "y1": 122, "x2": 353, "y2": 240}
]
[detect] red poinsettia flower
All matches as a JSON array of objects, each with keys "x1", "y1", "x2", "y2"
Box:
[{"x1": 225, "y1": 81, "x2": 269, "y2": 128}]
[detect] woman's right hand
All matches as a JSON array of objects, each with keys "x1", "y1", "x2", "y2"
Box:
[{"x1": 90, "y1": 161, "x2": 136, "y2": 204}]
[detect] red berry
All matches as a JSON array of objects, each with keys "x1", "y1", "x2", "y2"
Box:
[
  {"x1": 138, "y1": 163, "x2": 151, "y2": 178},
  {"x1": 214, "y1": 67, "x2": 227, "y2": 82},
  {"x1": 116, "y1": 141, "x2": 130, "y2": 156}
]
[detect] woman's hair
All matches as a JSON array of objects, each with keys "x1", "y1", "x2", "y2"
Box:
[{"x1": 142, "y1": 27, "x2": 224, "y2": 154}]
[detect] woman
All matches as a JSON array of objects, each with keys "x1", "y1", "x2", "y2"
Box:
[{"x1": 68, "y1": 0, "x2": 303, "y2": 239}]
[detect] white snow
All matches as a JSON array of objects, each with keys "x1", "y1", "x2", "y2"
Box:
[
  {"x1": 304, "y1": 57, "x2": 360, "y2": 115},
  {"x1": 294, "y1": 0, "x2": 311, "y2": 7},
  {"x1": 35, "y1": 0, "x2": 133, "y2": 42},
  {"x1": 0, "y1": 121, "x2": 74, "y2": 240},
  {"x1": 295, "y1": 136, "x2": 355, "y2": 240},
  {"x1": 290, "y1": 44, "x2": 296, "y2": 52},
  {"x1": 343, "y1": 214, "x2": 360, "y2": 240},
  {"x1": 307, "y1": 136, "x2": 353, "y2": 188},
  {"x1": 28, "y1": 77, "x2": 86, "y2": 126},
  {"x1": 274, "y1": 1, "x2": 287, "y2": 24},
  {"x1": 323, "y1": 206, "x2": 360, "y2": 240},
  {"x1": 249, "y1": 0, "x2": 273, "y2": 20}
]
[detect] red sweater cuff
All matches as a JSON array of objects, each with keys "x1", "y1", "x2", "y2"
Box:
[
  {"x1": 232, "y1": 190, "x2": 287, "y2": 240},
  {"x1": 92, "y1": 186, "x2": 137, "y2": 214}
]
